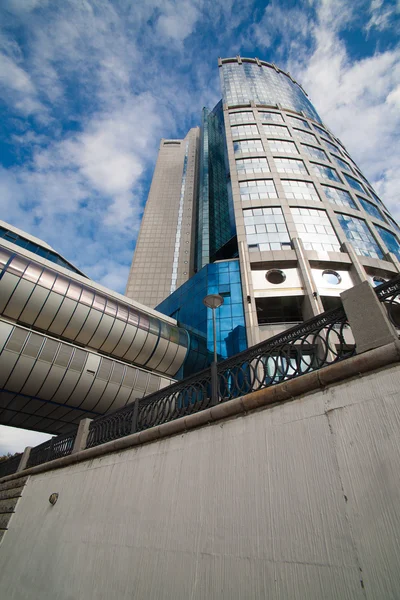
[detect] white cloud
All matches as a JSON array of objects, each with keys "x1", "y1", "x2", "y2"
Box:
[{"x1": 157, "y1": 0, "x2": 200, "y2": 43}]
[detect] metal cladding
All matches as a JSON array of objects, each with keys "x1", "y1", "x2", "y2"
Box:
[{"x1": 0, "y1": 242, "x2": 191, "y2": 435}]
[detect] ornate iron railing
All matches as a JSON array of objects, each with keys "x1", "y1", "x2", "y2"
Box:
[
  {"x1": 86, "y1": 306, "x2": 354, "y2": 448},
  {"x1": 27, "y1": 432, "x2": 76, "y2": 468},
  {"x1": 375, "y1": 275, "x2": 400, "y2": 330},
  {"x1": 0, "y1": 454, "x2": 22, "y2": 478}
]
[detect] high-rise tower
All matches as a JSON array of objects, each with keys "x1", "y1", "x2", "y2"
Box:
[
  {"x1": 125, "y1": 128, "x2": 199, "y2": 307},
  {"x1": 127, "y1": 57, "x2": 400, "y2": 364}
]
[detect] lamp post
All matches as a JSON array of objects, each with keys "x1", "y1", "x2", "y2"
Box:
[{"x1": 203, "y1": 293, "x2": 224, "y2": 405}]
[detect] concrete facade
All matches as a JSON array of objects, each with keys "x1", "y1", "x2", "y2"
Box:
[
  {"x1": 1, "y1": 356, "x2": 399, "y2": 599},
  {"x1": 125, "y1": 129, "x2": 200, "y2": 308}
]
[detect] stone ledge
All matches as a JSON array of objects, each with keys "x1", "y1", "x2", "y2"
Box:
[{"x1": 1, "y1": 340, "x2": 400, "y2": 485}]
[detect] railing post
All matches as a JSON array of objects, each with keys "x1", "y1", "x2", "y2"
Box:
[
  {"x1": 72, "y1": 418, "x2": 92, "y2": 454},
  {"x1": 17, "y1": 446, "x2": 31, "y2": 472},
  {"x1": 131, "y1": 398, "x2": 139, "y2": 434},
  {"x1": 210, "y1": 362, "x2": 218, "y2": 406},
  {"x1": 341, "y1": 281, "x2": 399, "y2": 354}
]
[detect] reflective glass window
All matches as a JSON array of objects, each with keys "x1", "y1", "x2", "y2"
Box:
[
  {"x1": 240, "y1": 179, "x2": 277, "y2": 200},
  {"x1": 286, "y1": 115, "x2": 311, "y2": 129},
  {"x1": 334, "y1": 155, "x2": 352, "y2": 173},
  {"x1": 282, "y1": 180, "x2": 320, "y2": 202},
  {"x1": 233, "y1": 139, "x2": 264, "y2": 154},
  {"x1": 369, "y1": 189, "x2": 384, "y2": 206},
  {"x1": 357, "y1": 196, "x2": 384, "y2": 221},
  {"x1": 301, "y1": 144, "x2": 329, "y2": 161},
  {"x1": 293, "y1": 129, "x2": 318, "y2": 144},
  {"x1": 344, "y1": 174, "x2": 365, "y2": 193},
  {"x1": 274, "y1": 157, "x2": 308, "y2": 175},
  {"x1": 229, "y1": 111, "x2": 255, "y2": 124},
  {"x1": 384, "y1": 214, "x2": 400, "y2": 234},
  {"x1": 236, "y1": 157, "x2": 270, "y2": 175},
  {"x1": 291, "y1": 207, "x2": 340, "y2": 252},
  {"x1": 267, "y1": 139, "x2": 298, "y2": 154},
  {"x1": 259, "y1": 111, "x2": 284, "y2": 123},
  {"x1": 231, "y1": 124, "x2": 259, "y2": 137},
  {"x1": 311, "y1": 162, "x2": 341, "y2": 182},
  {"x1": 323, "y1": 138, "x2": 340, "y2": 154},
  {"x1": 313, "y1": 123, "x2": 333, "y2": 140},
  {"x1": 322, "y1": 185, "x2": 357, "y2": 209},
  {"x1": 263, "y1": 124, "x2": 291, "y2": 138},
  {"x1": 375, "y1": 225, "x2": 400, "y2": 260},
  {"x1": 336, "y1": 214, "x2": 383, "y2": 259},
  {"x1": 243, "y1": 207, "x2": 290, "y2": 251}
]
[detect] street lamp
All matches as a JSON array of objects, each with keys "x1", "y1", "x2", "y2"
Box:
[{"x1": 203, "y1": 293, "x2": 224, "y2": 405}]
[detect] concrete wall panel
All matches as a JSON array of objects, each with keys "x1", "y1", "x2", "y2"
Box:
[{"x1": 1, "y1": 363, "x2": 399, "y2": 598}]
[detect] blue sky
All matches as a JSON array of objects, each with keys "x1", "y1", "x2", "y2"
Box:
[{"x1": 0, "y1": 0, "x2": 399, "y2": 454}]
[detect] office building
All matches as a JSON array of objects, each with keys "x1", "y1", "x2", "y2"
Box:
[{"x1": 127, "y1": 56, "x2": 400, "y2": 357}]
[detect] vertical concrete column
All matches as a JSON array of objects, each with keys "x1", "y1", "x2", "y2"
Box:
[
  {"x1": 385, "y1": 251, "x2": 400, "y2": 274},
  {"x1": 17, "y1": 446, "x2": 31, "y2": 472},
  {"x1": 341, "y1": 280, "x2": 398, "y2": 353},
  {"x1": 341, "y1": 242, "x2": 368, "y2": 284},
  {"x1": 72, "y1": 418, "x2": 92, "y2": 454},
  {"x1": 292, "y1": 237, "x2": 325, "y2": 320}
]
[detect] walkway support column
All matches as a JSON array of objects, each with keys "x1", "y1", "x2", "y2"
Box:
[{"x1": 72, "y1": 419, "x2": 92, "y2": 454}]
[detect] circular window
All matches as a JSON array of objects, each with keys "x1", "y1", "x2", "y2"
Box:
[
  {"x1": 322, "y1": 270, "x2": 341, "y2": 285},
  {"x1": 372, "y1": 276, "x2": 386, "y2": 287},
  {"x1": 266, "y1": 269, "x2": 286, "y2": 284}
]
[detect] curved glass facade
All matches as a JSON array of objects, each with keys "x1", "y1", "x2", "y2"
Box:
[{"x1": 220, "y1": 58, "x2": 321, "y2": 122}]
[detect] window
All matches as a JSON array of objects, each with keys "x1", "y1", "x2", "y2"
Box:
[
  {"x1": 267, "y1": 139, "x2": 298, "y2": 154},
  {"x1": 344, "y1": 174, "x2": 365, "y2": 193},
  {"x1": 259, "y1": 111, "x2": 284, "y2": 123},
  {"x1": 273, "y1": 157, "x2": 308, "y2": 175},
  {"x1": 322, "y1": 270, "x2": 341, "y2": 285},
  {"x1": 357, "y1": 196, "x2": 384, "y2": 221},
  {"x1": 323, "y1": 138, "x2": 340, "y2": 154},
  {"x1": 236, "y1": 157, "x2": 270, "y2": 175},
  {"x1": 322, "y1": 185, "x2": 357, "y2": 209},
  {"x1": 266, "y1": 269, "x2": 286, "y2": 284},
  {"x1": 240, "y1": 179, "x2": 277, "y2": 201},
  {"x1": 375, "y1": 225, "x2": 400, "y2": 260},
  {"x1": 293, "y1": 129, "x2": 318, "y2": 144},
  {"x1": 282, "y1": 179, "x2": 319, "y2": 202},
  {"x1": 263, "y1": 124, "x2": 291, "y2": 137},
  {"x1": 286, "y1": 115, "x2": 311, "y2": 129},
  {"x1": 291, "y1": 207, "x2": 340, "y2": 252},
  {"x1": 234, "y1": 139, "x2": 264, "y2": 154},
  {"x1": 311, "y1": 162, "x2": 341, "y2": 183},
  {"x1": 231, "y1": 124, "x2": 259, "y2": 137},
  {"x1": 301, "y1": 144, "x2": 329, "y2": 161},
  {"x1": 229, "y1": 111, "x2": 255, "y2": 124},
  {"x1": 244, "y1": 207, "x2": 290, "y2": 251},
  {"x1": 334, "y1": 155, "x2": 352, "y2": 173},
  {"x1": 336, "y1": 213, "x2": 383, "y2": 259}
]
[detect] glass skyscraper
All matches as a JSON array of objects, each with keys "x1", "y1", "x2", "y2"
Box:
[{"x1": 126, "y1": 56, "x2": 400, "y2": 362}]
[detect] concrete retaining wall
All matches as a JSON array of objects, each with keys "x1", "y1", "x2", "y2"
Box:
[{"x1": 0, "y1": 361, "x2": 400, "y2": 599}]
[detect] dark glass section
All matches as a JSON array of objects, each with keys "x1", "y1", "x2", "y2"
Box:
[
  {"x1": 256, "y1": 296, "x2": 304, "y2": 324},
  {"x1": 196, "y1": 102, "x2": 235, "y2": 270},
  {"x1": 0, "y1": 225, "x2": 86, "y2": 277},
  {"x1": 156, "y1": 260, "x2": 247, "y2": 378}
]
